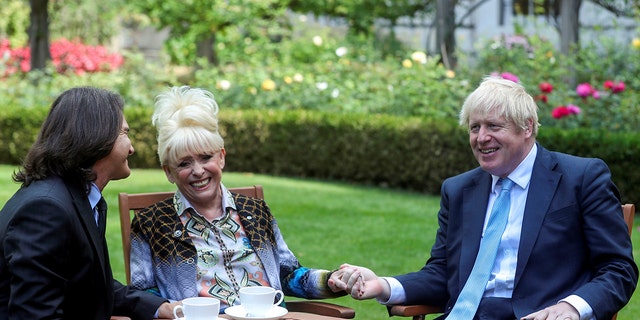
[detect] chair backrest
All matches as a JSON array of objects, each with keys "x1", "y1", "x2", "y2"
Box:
[
  {"x1": 117, "y1": 185, "x2": 264, "y2": 284},
  {"x1": 621, "y1": 203, "x2": 635, "y2": 235},
  {"x1": 611, "y1": 203, "x2": 635, "y2": 320}
]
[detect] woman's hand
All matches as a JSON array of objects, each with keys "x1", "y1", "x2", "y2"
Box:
[{"x1": 156, "y1": 301, "x2": 182, "y2": 319}]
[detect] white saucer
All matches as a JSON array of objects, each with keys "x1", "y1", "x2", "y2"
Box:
[{"x1": 224, "y1": 305, "x2": 288, "y2": 320}]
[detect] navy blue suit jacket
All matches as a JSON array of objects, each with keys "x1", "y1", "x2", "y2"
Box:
[
  {"x1": 0, "y1": 175, "x2": 166, "y2": 320},
  {"x1": 395, "y1": 145, "x2": 638, "y2": 319}
]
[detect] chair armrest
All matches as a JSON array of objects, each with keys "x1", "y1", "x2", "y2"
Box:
[
  {"x1": 286, "y1": 301, "x2": 356, "y2": 319},
  {"x1": 389, "y1": 304, "x2": 444, "y2": 317}
]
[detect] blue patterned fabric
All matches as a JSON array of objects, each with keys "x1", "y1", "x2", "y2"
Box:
[{"x1": 129, "y1": 188, "x2": 344, "y2": 309}]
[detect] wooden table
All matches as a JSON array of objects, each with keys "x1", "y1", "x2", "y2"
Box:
[
  {"x1": 150, "y1": 312, "x2": 345, "y2": 320},
  {"x1": 141, "y1": 300, "x2": 354, "y2": 320},
  {"x1": 220, "y1": 311, "x2": 346, "y2": 319}
]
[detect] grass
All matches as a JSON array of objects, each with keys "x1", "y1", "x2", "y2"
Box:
[{"x1": 0, "y1": 164, "x2": 638, "y2": 319}]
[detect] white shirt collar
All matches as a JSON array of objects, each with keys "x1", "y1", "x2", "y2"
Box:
[
  {"x1": 88, "y1": 182, "x2": 102, "y2": 210},
  {"x1": 491, "y1": 143, "x2": 537, "y2": 192}
]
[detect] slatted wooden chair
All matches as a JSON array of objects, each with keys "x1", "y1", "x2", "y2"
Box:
[
  {"x1": 388, "y1": 203, "x2": 636, "y2": 320},
  {"x1": 116, "y1": 185, "x2": 355, "y2": 319}
]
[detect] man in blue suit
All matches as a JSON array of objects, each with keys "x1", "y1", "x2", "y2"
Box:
[{"x1": 331, "y1": 76, "x2": 638, "y2": 320}]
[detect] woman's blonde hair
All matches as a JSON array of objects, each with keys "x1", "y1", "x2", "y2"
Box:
[
  {"x1": 152, "y1": 86, "x2": 224, "y2": 166},
  {"x1": 459, "y1": 76, "x2": 540, "y2": 136}
]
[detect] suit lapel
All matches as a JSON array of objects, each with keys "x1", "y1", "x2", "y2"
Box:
[
  {"x1": 514, "y1": 146, "x2": 561, "y2": 287},
  {"x1": 459, "y1": 171, "x2": 493, "y2": 285},
  {"x1": 68, "y1": 184, "x2": 110, "y2": 284}
]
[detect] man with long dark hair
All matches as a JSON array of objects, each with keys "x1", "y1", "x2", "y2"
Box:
[{"x1": 0, "y1": 87, "x2": 179, "y2": 319}]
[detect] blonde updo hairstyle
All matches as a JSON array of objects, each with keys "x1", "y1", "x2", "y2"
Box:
[
  {"x1": 152, "y1": 86, "x2": 224, "y2": 166},
  {"x1": 459, "y1": 76, "x2": 540, "y2": 136}
]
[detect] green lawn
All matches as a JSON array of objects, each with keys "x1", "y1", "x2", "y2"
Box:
[{"x1": 0, "y1": 164, "x2": 637, "y2": 319}]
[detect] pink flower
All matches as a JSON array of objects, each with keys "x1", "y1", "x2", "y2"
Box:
[
  {"x1": 539, "y1": 82, "x2": 553, "y2": 93},
  {"x1": 576, "y1": 83, "x2": 594, "y2": 98},
  {"x1": 592, "y1": 91, "x2": 601, "y2": 99},
  {"x1": 500, "y1": 72, "x2": 519, "y2": 83},
  {"x1": 566, "y1": 104, "x2": 581, "y2": 115},
  {"x1": 490, "y1": 72, "x2": 519, "y2": 83}
]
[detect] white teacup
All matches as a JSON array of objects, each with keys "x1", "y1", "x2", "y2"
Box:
[
  {"x1": 238, "y1": 286, "x2": 284, "y2": 317},
  {"x1": 173, "y1": 297, "x2": 220, "y2": 320}
]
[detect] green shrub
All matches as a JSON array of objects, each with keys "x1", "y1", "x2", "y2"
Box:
[
  {"x1": 0, "y1": 105, "x2": 48, "y2": 164},
  {"x1": 192, "y1": 49, "x2": 468, "y2": 119},
  {"x1": 3, "y1": 106, "x2": 639, "y2": 204}
]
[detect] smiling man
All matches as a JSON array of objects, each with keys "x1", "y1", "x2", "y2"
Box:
[
  {"x1": 332, "y1": 76, "x2": 638, "y2": 320},
  {"x1": 0, "y1": 87, "x2": 179, "y2": 320}
]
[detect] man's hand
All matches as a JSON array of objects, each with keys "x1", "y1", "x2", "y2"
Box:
[{"x1": 521, "y1": 302, "x2": 580, "y2": 320}]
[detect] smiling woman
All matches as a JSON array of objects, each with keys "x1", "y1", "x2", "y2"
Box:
[
  {"x1": 152, "y1": 86, "x2": 227, "y2": 219},
  {"x1": 128, "y1": 86, "x2": 348, "y2": 314}
]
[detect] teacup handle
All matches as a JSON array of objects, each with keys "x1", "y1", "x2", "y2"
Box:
[
  {"x1": 173, "y1": 305, "x2": 184, "y2": 319},
  {"x1": 273, "y1": 289, "x2": 284, "y2": 306}
]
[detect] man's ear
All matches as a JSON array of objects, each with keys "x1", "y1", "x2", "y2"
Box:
[{"x1": 524, "y1": 119, "x2": 534, "y2": 136}]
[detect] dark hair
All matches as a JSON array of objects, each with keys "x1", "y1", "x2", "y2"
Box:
[{"x1": 14, "y1": 87, "x2": 124, "y2": 187}]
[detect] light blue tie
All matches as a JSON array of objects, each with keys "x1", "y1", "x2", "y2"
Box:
[{"x1": 446, "y1": 178, "x2": 514, "y2": 320}]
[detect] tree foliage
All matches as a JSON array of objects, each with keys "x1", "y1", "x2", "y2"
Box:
[
  {"x1": 128, "y1": 0, "x2": 289, "y2": 66},
  {"x1": 288, "y1": 0, "x2": 430, "y2": 35}
]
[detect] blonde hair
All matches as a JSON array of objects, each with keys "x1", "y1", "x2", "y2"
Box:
[
  {"x1": 152, "y1": 86, "x2": 224, "y2": 166},
  {"x1": 459, "y1": 76, "x2": 540, "y2": 136}
]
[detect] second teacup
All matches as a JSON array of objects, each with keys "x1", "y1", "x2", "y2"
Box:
[{"x1": 238, "y1": 286, "x2": 284, "y2": 317}]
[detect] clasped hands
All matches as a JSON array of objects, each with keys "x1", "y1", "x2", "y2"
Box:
[
  {"x1": 327, "y1": 263, "x2": 580, "y2": 320},
  {"x1": 328, "y1": 263, "x2": 389, "y2": 301}
]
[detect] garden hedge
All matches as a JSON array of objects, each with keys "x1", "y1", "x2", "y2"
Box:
[{"x1": 1, "y1": 106, "x2": 638, "y2": 204}]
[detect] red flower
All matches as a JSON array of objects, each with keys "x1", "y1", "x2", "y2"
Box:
[
  {"x1": 603, "y1": 80, "x2": 614, "y2": 90},
  {"x1": 539, "y1": 82, "x2": 553, "y2": 93},
  {"x1": 0, "y1": 38, "x2": 124, "y2": 76},
  {"x1": 552, "y1": 106, "x2": 571, "y2": 119},
  {"x1": 612, "y1": 81, "x2": 625, "y2": 93},
  {"x1": 535, "y1": 94, "x2": 548, "y2": 103},
  {"x1": 603, "y1": 80, "x2": 625, "y2": 93}
]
